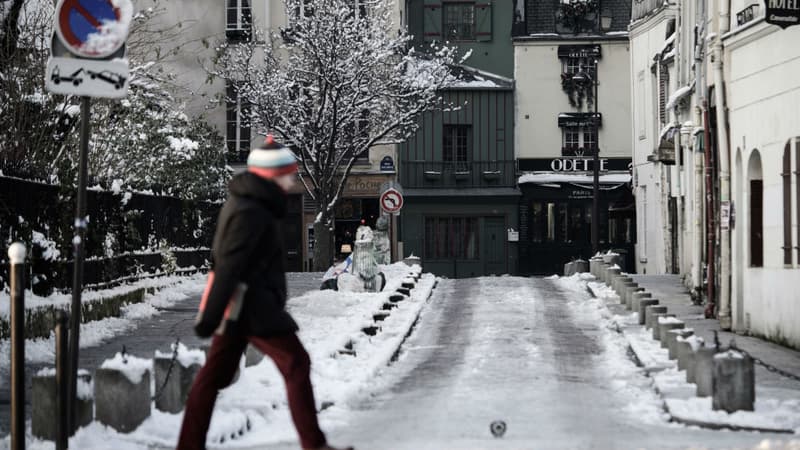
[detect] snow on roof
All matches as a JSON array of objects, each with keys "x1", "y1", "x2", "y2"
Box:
[
  {"x1": 666, "y1": 80, "x2": 695, "y2": 110},
  {"x1": 518, "y1": 172, "x2": 631, "y2": 186}
]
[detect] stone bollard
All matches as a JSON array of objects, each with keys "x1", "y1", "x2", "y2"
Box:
[
  {"x1": 638, "y1": 299, "x2": 659, "y2": 325},
  {"x1": 245, "y1": 344, "x2": 263, "y2": 367},
  {"x1": 605, "y1": 267, "x2": 621, "y2": 287},
  {"x1": 657, "y1": 318, "x2": 685, "y2": 345},
  {"x1": 613, "y1": 276, "x2": 633, "y2": 295},
  {"x1": 679, "y1": 335, "x2": 705, "y2": 382},
  {"x1": 624, "y1": 285, "x2": 644, "y2": 310},
  {"x1": 589, "y1": 257, "x2": 600, "y2": 277},
  {"x1": 695, "y1": 345, "x2": 719, "y2": 397},
  {"x1": 564, "y1": 261, "x2": 575, "y2": 277},
  {"x1": 667, "y1": 329, "x2": 694, "y2": 360},
  {"x1": 95, "y1": 353, "x2": 151, "y2": 433},
  {"x1": 645, "y1": 305, "x2": 668, "y2": 329},
  {"x1": 154, "y1": 345, "x2": 205, "y2": 414},
  {"x1": 712, "y1": 350, "x2": 755, "y2": 412},
  {"x1": 573, "y1": 259, "x2": 589, "y2": 274},
  {"x1": 631, "y1": 292, "x2": 652, "y2": 314},
  {"x1": 32, "y1": 369, "x2": 93, "y2": 440},
  {"x1": 619, "y1": 282, "x2": 637, "y2": 305}
]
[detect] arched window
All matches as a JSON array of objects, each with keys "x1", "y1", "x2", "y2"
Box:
[{"x1": 749, "y1": 150, "x2": 763, "y2": 267}]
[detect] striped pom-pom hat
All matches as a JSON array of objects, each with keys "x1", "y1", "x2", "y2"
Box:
[{"x1": 247, "y1": 134, "x2": 299, "y2": 178}]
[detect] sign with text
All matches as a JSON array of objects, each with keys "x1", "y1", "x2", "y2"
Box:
[
  {"x1": 765, "y1": 0, "x2": 800, "y2": 28},
  {"x1": 550, "y1": 158, "x2": 609, "y2": 173}
]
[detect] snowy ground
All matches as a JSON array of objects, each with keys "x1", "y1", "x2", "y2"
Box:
[{"x1": 3, "y1": 263, "x2": 432, "y2": 450}]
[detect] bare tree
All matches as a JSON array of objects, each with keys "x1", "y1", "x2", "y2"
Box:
[{"x1": 214, "y1": 0, "x2": 460, "y2": 270}]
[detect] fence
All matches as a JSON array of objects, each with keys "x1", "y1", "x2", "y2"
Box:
[{"x1": 0, "y1": 176, "x2": 219, "y2": 293}]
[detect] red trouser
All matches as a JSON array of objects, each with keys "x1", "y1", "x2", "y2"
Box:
[{"x1": 177, "y1": 333, "x2": 327, "y2": 450}]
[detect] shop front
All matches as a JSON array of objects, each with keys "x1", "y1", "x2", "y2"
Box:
[{"x1": 518, "y1": 157, "x2": 635, "y2": 275}]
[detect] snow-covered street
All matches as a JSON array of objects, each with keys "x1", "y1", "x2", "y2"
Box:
[{"x1": 4, "y1": 273, "x2": 800, "y2": 449}]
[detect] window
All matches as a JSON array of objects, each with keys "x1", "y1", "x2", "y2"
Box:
[
  {"x1": 226, "y1": 0, "x2": 252, "y2": 41},
  {"x1": 658, "y1": 63, "x2": 670, "y2": 126},
  {"x1": 226, "y1": 82, "x2": 251, "y2": 163},
  {"x1": 443, "y1": 3, "x2": 476, "y2": 41},
  {"x1": 562, "y1": 56, "x2": 596, "y2": 76},
  {"x1": 562, "y1": 126, "x2": 596, "y2": 156},
  {"x1": 443, "y1": 124, "x2": 470, "y2": 167},
  {"x1": 424, "y1": 217, "x2": 479, "y2": 260}
]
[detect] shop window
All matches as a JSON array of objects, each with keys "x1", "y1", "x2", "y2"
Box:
[
  {"x1": 226, "y1": 0, "x2": 252, "y2": 41},
  {"x1": 531, "y1": 202, "x2": 546, "y2": 243},
  {"x1": 226, "y1": 82, "x2": 251, "y2": 163},
  {"x1": 443, "y1": 124, "x2": 470, "y2": 169},
  {"x1": 424, "y1": 217, "x2": 479, "y2": 260}
]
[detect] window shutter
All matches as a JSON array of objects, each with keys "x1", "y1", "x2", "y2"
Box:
[
  {"x1": 475, "y1": 1, "x2": 493, "y2": 42},
  {"x1": 423, "y1": 0, "x2": 442, "y2": 42}
]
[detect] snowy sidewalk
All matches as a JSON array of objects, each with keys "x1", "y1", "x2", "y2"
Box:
[
  {"x1": 586, "y1": 274, "x2": 800, "y2": 434},
  {"x1": 10, "y1": 263, "x2": 437, "y2": 450}
]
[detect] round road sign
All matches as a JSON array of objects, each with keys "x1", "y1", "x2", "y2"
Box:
[
  {"x1": 55, "y1": 0, "x2": 131, "y2": 59},
  {"x1": 380, "y1": 188, "x2": 404, "y2": 214}
]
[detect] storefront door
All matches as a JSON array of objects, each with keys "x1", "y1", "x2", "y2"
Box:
[{"x1": 484, "y1": 217, "x2": 507, "y2": 275}]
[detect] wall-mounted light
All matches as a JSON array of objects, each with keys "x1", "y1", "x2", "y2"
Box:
[{"x1": 600, "y1": 8, "x2": 613, "y2": 31}]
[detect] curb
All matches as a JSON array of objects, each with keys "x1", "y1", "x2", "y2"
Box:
[{"x1": 585, "y1": 281, "x2": 796, "y2": 435}]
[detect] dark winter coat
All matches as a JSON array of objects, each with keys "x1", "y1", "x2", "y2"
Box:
[{"x1": 195, "y1": 172, "x2": 298, "y2": 338}]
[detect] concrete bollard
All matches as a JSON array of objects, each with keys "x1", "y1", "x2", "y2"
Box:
[
  {"x1": 679, "y1": 335, "x2": 705, "y2": 382},
  {"x1": 95, "y1": 353, "x2": 152, "y2": 433},
  {"x1": 32, "y1": 369, "x2": 93, "y2": 440},
  {"x1": 667, "y1": 329, "x2": 694, "y2": 360},
  {"x1": 154, "y1": 345, "x2": 205, "y2": 414},
  {"x1": 614, "y1": 276, "x2": 633, "y2": 295},
  {"x1": 564, "y1": 261, "x2": 575, "y2": 277},
  {"x1": 695, "y1": 345, "x2": 719, "y2": 397},
  {"x1": 605, "y1": 267, "x2": 621, "y2": 287},
  {"x1": 624, "y1": 285, "x2": 644, "y2": 310},
  {"x1": 712, "y1": 350, "x2": 755, "y2": 412},
  {"x1": 645, "y1": 305, "x2": 668, "y2": 329},
  {"x1": 657, "y1": 318, "x2": 685, "y2": 345},
  {"x1": 631, "y1": 292, "x2": 652, "y2": 314},
  {"x1": 245, "y1": 344, "x2": 263, "y2": 367},
  {"x1": 638, "y1": 299, "x2": 660, "y2": 325},
  {"x1": 573, "y1": 259, "x2": 589, "y2": 274},
  {"x1": 619, "y1": 282, "x2": 637, "y2": 304}
]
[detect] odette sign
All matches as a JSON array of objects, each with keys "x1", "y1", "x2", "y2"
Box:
[{"x1": 550, "y1": 158, "x2": 609, "y2": 173}]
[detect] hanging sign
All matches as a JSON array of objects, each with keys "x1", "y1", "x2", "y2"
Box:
[
  {"x1": 764, "y1": 0, "x2": 800, "y2": 29},
  {"x1": 46, "y1": 0, "x2": 133, "y2": 98}
]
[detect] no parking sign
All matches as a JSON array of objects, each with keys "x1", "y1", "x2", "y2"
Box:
[{"x1": 45, "y1": 0, "x2": 133, "y2": 98}]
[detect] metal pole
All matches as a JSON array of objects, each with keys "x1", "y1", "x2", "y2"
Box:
[
  {"x1": 55, "y1": 311, "x2": 69, "y2": 450},
  {"x1": 69, "y1": 96, "x2": 90, "y2": 432},
  {"x1": 592, "y1": 63, "x2": 600, "y2": 254},
  {"x1": 9, "y1": 242, "x2": 26, "y2": 450}
]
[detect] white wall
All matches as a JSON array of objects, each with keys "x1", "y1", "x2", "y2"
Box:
[
  {"x1": 629, "y1": 10, "x2": 673, "y2": 274},
  {"x1": 514, "y1": 40, "x2": 632, "y2": 159},
  {"x1": 726, "y1": 21, "x2": 800, "y2": 346}
]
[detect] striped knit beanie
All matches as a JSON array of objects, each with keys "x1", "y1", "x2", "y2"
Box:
[{"x1": 247, "y1": 135, "x2": 299, "y2": 178}]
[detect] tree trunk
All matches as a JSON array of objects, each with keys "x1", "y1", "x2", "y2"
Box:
[{"x1": 312, "y1": 217, "x2": 334, "y2": 271}]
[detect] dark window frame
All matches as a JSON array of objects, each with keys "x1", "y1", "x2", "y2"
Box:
[
  {"x1": 226, "y1": 82, "x2": 251, "y2": 163},
  {"x1": 226, "y1": 0, "x2": 252, "y2": 41},
  {"x1": 443, "y1": 2, "x2": 476, "y2": 41},
  {"x1": 443, "y1": 124, "x2": 471, "y2": 169}
]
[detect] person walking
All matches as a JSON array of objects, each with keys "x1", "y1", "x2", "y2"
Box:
[{"x1": 178, "y1": 136, "x2": 352, "y2": 450}]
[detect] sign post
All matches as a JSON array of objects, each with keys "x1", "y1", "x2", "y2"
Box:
[{"x1": 46, "y1": 0, "x2": 133, "y2": 434}]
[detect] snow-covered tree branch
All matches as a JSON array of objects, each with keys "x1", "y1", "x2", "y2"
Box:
[{"x1": 213, "y1": 0, "x2": 461, "y2": 269}]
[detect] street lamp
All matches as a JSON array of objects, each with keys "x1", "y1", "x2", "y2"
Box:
[{"x1": 572, "y1": 61, "x2": 601, "y2": 254}]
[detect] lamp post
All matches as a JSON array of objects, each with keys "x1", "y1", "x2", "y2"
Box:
[{"x1": 573, "y1": 61, "x2": 601, "y2": 254}]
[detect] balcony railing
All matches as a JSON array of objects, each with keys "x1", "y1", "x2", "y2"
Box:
[{"x1": 400, "y1": 160, "x2": 517, "y2": 189}]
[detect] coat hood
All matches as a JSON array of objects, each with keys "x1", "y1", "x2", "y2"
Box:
[{"x1": 228, "y1": 172, "x2": 288, "y2": 218}]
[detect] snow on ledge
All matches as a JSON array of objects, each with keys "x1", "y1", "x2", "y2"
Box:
[{"x1": 518, "y1": 172, "x2": 631, "y2": 185}]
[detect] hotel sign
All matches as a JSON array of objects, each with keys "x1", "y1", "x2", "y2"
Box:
[
  {"x1": 765, "y1": 0, "x2": 800, "y2": 28},
  {"x1": 550, "y1": 158, "x2": 609, "y2": 173}
]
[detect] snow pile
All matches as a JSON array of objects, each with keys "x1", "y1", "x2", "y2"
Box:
[
  {"x1": 100, "y1": 352, "x2": 151, "y2": 384},
  {"x1": 154, "y1": 342, "x2": 206, "y2": 368}
]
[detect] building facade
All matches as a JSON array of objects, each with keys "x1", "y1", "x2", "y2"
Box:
[
  {"x1": 514, "y1": 0, "x2": 635, "y2": 274},
  {"x1": 398, "y1": 0, "x2": 522, "y2": 277}
]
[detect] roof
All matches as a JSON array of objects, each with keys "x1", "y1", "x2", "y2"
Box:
[{"x1": 447, "y1": 65, "x2": 514, "y2": 91}]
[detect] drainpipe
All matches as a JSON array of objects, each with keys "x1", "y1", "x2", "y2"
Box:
[
  {"x1": 712, "y1": 0, "x2": 732, "y2": 329},
  {"x1": 693, "y1": 0, "x2": 706, "y2": 302},
  {"x1": 703, "y1": 102, "x2": 715, "y2": 316}
]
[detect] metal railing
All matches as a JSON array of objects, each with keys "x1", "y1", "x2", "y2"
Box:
[{"x1": 400, "y1": 160, "x2": 517, "y2": 189}]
